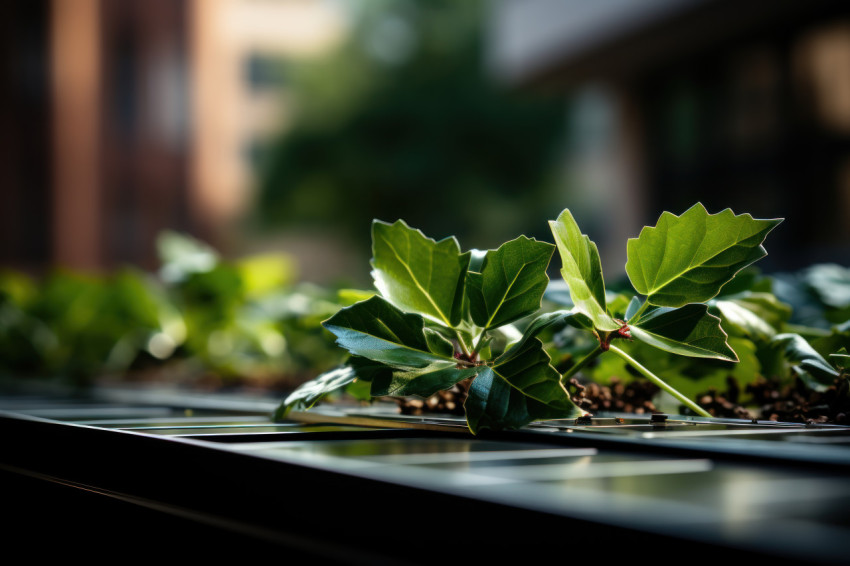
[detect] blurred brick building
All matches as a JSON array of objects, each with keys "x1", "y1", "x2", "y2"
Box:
[{"x1": 0, "y1": 0, "x2": 344, "y2": 273}]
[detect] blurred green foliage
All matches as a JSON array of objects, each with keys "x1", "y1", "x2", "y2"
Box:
[
  {"x1": 0, "y1": 232, "x2": 348, "y2": 388},
  {"x1": 256, "y1": 0, "x2": 568, "y2": 250}
]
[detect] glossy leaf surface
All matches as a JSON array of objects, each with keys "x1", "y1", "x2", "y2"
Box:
[
  {"x1": 464, "y1": 337, "x2": 582, "y2": 433},
  {"x1": 371, "y1": 220, "x2": 469, "y2": 327},
  {"x1": 370, "y1": 362, "x2": 478, "y2": 398},
  {"x1": 626, "y1": 204, "x2": 782, "y2": 307},
  {"x1": 549, "y1": 209, "x2": 619, "y2": 331},
  {"x1": 629, "y1": 303, "x2": 737, "y2": 361},
  {"x1": 322, "y1": 296, "x2": 453, "y2": 368},
  {"x1": 466, "y1": 236, "x2": 554, "y2": 330},
  {"x1": 275, "y1": 364, "x2": 359, "y2": 419}
]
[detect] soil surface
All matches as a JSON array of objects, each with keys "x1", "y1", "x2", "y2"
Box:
[
  {"x1": 394, "y1": 375, "x2": 850, "y2": 425},
  {"x1": 392, "y1": 378, "x2": 471, "y2": 416},
  {"x1": 697, "y1": 375, "x2": 850, "y2": 424}
]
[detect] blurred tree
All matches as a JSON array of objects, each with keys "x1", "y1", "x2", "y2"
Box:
[{"x1": 256, "y1": 0, "x2": 567, "y2": 252}]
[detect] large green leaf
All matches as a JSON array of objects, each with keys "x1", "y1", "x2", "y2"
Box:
[
  {"x1": 322, "y1": 296, "x2": 454, "y2": 368},
  {"x1": 629, "y1": 303, "x2": 737, "y2": 361},
  {"x1": 466, "y1": 236, "x2": 554, "y2": 330},
  {"x1": 626, "y1": 204, "x2": 782, "y2": 307},
  {"x1": 549, "y1": 209, "x2": 619, "y2": 331},
  {"x1": 371, "y1": 220, "x2": 470, "y2": 327},
  {"x1": 370, "y1": 362, "x2": 479, "y2": 398},
  {"x1": 772, "y1": 333, "x2": 839, "y2": 392},
  {"x1": 464, "y1": 337, "x2": 582, "y2": 433}
]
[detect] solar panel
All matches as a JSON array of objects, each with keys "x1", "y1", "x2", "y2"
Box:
[{"x1": 1, "y1": 388, "x2": 848, "y2": 563}]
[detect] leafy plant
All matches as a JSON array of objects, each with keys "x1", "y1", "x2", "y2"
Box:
[
  {"x1": 278, "y1": 219, "x2": 585, "y2": 433},
  {"x1": 278, "y1": 204, "x2": 783, "y2": 428},
  {"x1": 553, "y1": 203, "x2": 782, "y2": 416}
]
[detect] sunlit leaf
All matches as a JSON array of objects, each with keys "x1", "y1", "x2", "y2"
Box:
[
  {"x1": 322, "y1": 296, "x2": 454, "y2": 368},
  {"x1": 275, "y1": 365, "x2": 358, "y2": 419},
  {"x1": 371, "y1": 220, "x2": 470, "y2": 327},
  {"x1": 466, "y1": 236, "x2": 554, "y2": 330},
  {"x1": 626, "y1": 204, "x2": 782, "y2": 307},
  {"x1": 275, "y1": 357, "x2": 391, "y2": 419},
  {"x1": 549, "y1": 209, "x2": 619, "y2": 331}
]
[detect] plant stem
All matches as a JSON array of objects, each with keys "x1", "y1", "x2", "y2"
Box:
[
  {"x1": 471, "y1": 331, "x2": 488, "y2": 355},
  {"x1": 608, "y1": 345, "x2": 712, "y2": 418},
  {"x1": 559, "y1": 345, "x2": 603, "y2": 387},
  {"x1": 454, "y1": 330, "x2": 471, "y2": 357}
]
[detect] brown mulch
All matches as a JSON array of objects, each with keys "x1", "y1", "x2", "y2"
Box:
[
  {"x1": 392, "y1": 378, "x2": 472, "y2": 416},
  {"x1": 393, "y1": 374, "x2": 850, "y2": 425},
  {"x1": 567, "y1": 377, "x2": 659, "y2": 415},
  {"x1": 571, "y1": 374, "x2": 849, "y2": 424},
  {"x1": 740, "y1": 376, "x2": 848, "y2": 424}
]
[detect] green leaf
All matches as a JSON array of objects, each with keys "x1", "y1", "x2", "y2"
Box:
[
  {"x1": 625, "y1": 297, "x2": 642, "y2": 320},
  {"x1": 772, "y1": 333, "x2": 839, "y2": 392},
  {"x1": 626, "y1": 204, "x2": 782, "y2": 307},
  {"x1": 424, "y1": 328, "x2": 455, "y2": 357},
  {"x1": 371, "y1": 220, "x2": 470, "y2": 327},
  {"x1": 549, "y1": 209, "x2": 619, "y2": 331},
  {"x1": 464, "y1": 337, "x2": 582, "y2": 433},
  {"x1": 322, "y1": 296, "x2": 454, "y2": 368},
  {"x1": 712, "y1": 291, "x2": 791, "y2": 340},
  {"x1": 629, "y1": 303, "x2": 738, "y2": 361},
  {"x1": 371, "y1": 362, "x2": 479, "y2": 398},
  {"x1": 496, "y1": 337, "x2": 578, "y2": 404},
  {"x1": 274, "y1": 365, "x2": 358, "y2": 419},
  {"x1": 274, "y1": 356, "x2": 391, "y2": 420},
  {"x1": 466, "y1": 236, "x2": 554, "y2": 330}
]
